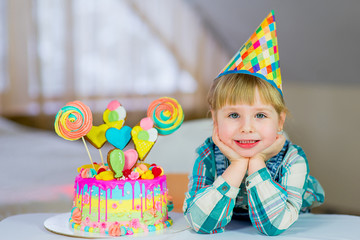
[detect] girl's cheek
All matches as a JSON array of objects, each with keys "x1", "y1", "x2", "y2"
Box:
[{"x1": 218, "y1": 129, "x2": 232, "y2": 145}]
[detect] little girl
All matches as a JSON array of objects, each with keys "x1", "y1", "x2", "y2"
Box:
[{"x1": 183, "y1": 11, "x2": 324, "y2": 236}]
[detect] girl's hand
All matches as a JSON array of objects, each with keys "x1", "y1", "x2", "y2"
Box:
[
  {"x1": 212, "y1": 125, "x2": 249, "y2": 164},
  {"x1": 251, "y1": 134, "x2": 286, "y2": 162},
  {"x1": 247, "y1": 134, "x2": 286, "y2": 176},
  {"x1": 212, "y1": 125, "x2": 249, "y2": 188}
]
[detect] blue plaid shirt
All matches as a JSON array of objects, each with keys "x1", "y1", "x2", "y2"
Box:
[{"x1": 183, "y1": 137, "x2": 324, "y2": 235}]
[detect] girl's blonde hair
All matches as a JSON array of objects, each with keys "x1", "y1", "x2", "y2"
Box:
[{"x1": 207, "y1": 73, "x2": 288, "y2": 115}]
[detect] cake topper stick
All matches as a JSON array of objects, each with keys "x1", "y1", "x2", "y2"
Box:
[
  {"x1": 99, "y1": 149, "x2": 105, "y2": 165},
  {"x1": 85, "y1": 124, "x2": 109, "y2": 165},
  {"x1": 54, "y1": 101, "x2": 95, "y2": 170},
  {"x1": 82, "y1": 136, "x2": 96, "y2": 169}
]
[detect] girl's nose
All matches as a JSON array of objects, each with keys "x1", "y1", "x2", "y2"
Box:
[{"x1": 240, "y1": 118, "x2": 254, "y2": 133}]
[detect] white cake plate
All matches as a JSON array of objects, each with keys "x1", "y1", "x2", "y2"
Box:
[{"x1": 44, "y1": 212, "x2": 190, "y2": 238}]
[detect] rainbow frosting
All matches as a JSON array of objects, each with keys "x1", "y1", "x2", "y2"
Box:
[{"x1": 71, "y1": 172, "x2": 171, "y2": 236}]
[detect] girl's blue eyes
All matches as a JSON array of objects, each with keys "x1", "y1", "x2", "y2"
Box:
[
  {"x1": 256, "y1": 113, "x2": 267, "y2": 119},
  {"x1": 228, "y1": 113, "x2": 239, "y2": 119},
  {"x1": 228, "y1": 113, "x2": 267, "y2": 119}
]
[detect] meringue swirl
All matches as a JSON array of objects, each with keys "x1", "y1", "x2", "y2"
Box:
[
  {"x1": 54, "y1": 101, "x2": 93, "y2": 141},
  {"x1": 147, "y1": 97, "x2": 184, "y2": 135},
  {"x1": 108, "y1": 223, "x2": 121, "y2": 236},
  {"x1": 71, "y1": 207, "x2": 82, "y2": 224}
]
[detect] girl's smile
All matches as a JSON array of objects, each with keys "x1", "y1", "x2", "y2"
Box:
[{"x1": 235, "y1": 140, "x2": 260, "y2": 149}]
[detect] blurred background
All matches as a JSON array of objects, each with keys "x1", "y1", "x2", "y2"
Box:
[{"x1": 1, "y1": 0, "x2": 360, "y2": 219}]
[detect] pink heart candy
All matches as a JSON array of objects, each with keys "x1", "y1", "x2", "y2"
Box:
[{"x1": 123, "y1": 149, "x2": 138, "y2": 170}]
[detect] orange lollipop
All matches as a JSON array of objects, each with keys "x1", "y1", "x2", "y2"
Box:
[
  {"x1": 55, "y1": 101, "x2": 93, "y2": 140},
  {"x1": 54, "y1": 101, "x2": 95, "y2": 169},
  {"x1": 147, "y1": 97, "x2": 184, "y2": 135}
]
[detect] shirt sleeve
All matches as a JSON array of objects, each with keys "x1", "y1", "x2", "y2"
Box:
[
  {"x1": 183, "y1": 141, "x2": 240, "y2": 234},
  {"x1": 245, "y1": 144, "x2": 309, "y2": 236}
]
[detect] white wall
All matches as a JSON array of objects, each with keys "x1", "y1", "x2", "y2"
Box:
[{"x1": 285, "y1": 82, "x2": 360, "y2": 214}]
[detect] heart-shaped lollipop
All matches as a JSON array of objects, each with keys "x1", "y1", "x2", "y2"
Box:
[
  {"x1": 85, "y1": 124, "x2": 109, "y2": 149},
  {"x1": 106, "y1": 126, "x2": 132, "y2": 150}
]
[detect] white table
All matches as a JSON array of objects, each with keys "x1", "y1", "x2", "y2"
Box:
[{"x1": 1, "y1": 212, "x2": 360, "y2": 239}]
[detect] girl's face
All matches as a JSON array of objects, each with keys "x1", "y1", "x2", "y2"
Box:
[{"x1": 213, "y1": 88, "x2": 286, "y2": 158}]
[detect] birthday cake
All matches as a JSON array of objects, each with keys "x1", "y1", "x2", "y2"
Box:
[{"x1": 54, "y1": 97, "x2": 184, "y2": 236}]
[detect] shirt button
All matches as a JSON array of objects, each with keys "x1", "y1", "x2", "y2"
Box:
[
  {"x1": 222, "y1": 186, "x2": 228, "y2": 191},
  {"x1": 246, "y1": 181, "x2": 250, "y2": 187}
]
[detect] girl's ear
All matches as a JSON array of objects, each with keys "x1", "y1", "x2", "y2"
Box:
[{"x1": 278, "y1": 111, "x2": 286, "y2": 131}]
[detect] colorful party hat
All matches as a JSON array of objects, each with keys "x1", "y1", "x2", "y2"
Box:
[{"x1": 217, "y1": 10, "x2": 282, "y2": 95}]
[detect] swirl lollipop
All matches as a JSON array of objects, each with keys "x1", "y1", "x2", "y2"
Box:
[
  {"x1": 147, "y1": 97, "x2": 184, "y2": 135},
  {"x1": 55, "y1": 101, "x2": 93, "y2": 140},
  {"x1": 54, "y1": 101, "x2": 95, "y2": 168}
]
